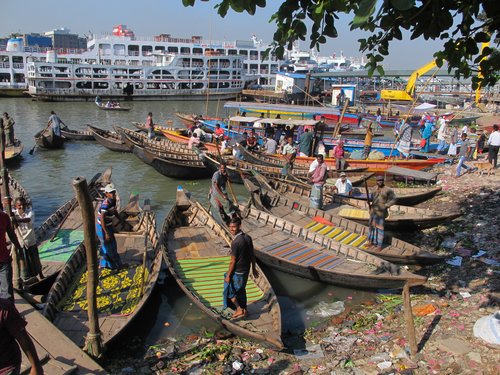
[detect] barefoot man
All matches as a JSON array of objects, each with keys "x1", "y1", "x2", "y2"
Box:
[{"x1": 224, "y1": 217, "x2": 258, "y2": 319}]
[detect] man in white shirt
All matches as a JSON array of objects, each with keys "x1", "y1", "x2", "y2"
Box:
[
  {"x1": 487, "y1": 124, "x2": 500, "y2": 168},
  {"x1": 264, "y1": 137, "x2": 277, "y2": 154},
  {"x1": 193, "y1": 124, "x2": 206, "y2": 140},
  {"x1": 436, "y1": 117, "x2": 447, "y2": 153},
  {"x1": 461, "y1": 124, "x2": 468, "y2": 136},
  {"x1": 332, "y1": 172, "x2": 353, "y2": 196}
]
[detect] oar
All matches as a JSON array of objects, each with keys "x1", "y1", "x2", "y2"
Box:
[
  {"x1": 29, "y1": 122, "x2": 52, "y2": 155},
  {"x1": 364, "y1": 178, "x2": 372, "y2": 212},
  {"x1": 139, "y1": 200, "x2": 151, "y2": 297}
]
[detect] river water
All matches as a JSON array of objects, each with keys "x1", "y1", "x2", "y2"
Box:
[{"x1": 1, "y1": 98, "x2": 375, "y2": 353}]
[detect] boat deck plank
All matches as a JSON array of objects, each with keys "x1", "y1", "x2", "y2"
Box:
[{"x1": 15, "y1": 294, "x2": 106, "y2": 374}]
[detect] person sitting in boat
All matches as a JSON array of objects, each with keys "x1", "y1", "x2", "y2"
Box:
[
  {"x1": 105, "y1": 101, "x2": 113, "y2": 108},
  {"x1": 48, "y1": 111, "x2": 67, "y2": 137},
  {"x1": 96, "y1": 184, "x2": 124, "y2": 270},
  {"x1": 188, "y1": 133, "x2": 201, "y2": 150},
  {"x1": 246, "y1": 130, "x2": 258, "y2": 151},
  {"x1": 263, "y1": 136, "x2": 277, "y2": 154},
  {"x1": 332, "y1": 172, "x2": 353, "y2": 196},
  {"x1": 95, "y1": 96, "x2": 102, "y2": 105},
  {"x1": 193, "y1": 124, "x2": 207, "y2": 141},
  {"x1": 214, "y1": 123, "x2": 225, "y2": 139}
]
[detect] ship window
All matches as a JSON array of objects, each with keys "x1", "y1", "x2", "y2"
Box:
[
  {"x1": 99, "y1": 43, "x2": 112, "y2": 56},
  {"x1": 12, "y1": 56, "x2": 24, "y2": 63},
  {"x1": 93, "y1": 82, "x2": 108, "y2": 89},
  {"x1": 55, "y1": 81, "x2": 71, "y2": 88},
  {"x1": 0, "y1": 73, "x2": 10, "y2": 81},
  {"x1": 238, "y1": 50, "x2": 248, "y2": 57},
  {"x1": 180, "y1": 47, "x2": 190, "y2": 54},
  {"x1": 167, "y1": 46, "x2": 178, "y2": 53},
  {"x1": 228, "y1": 49, "x2": 237, "y2": 55},
  {"x1": 113, "y1": 44, "x2": 126, "y2": 56},
  {"x1": 191, "y1": 82, "x2": 203, "y2": 89},
  {"x1": 209, "y1": 82, "x2": 218, "y2": 88},
  {"x1": 250, "y1": 50, "x2": 258, "y2": 60},
  {"x1": 193, "y1": 47, "x2": 202, "y2": 54},
  {"x1": 142, "y1": 45, "x2": 153, "y2": 56},
  {"x1": 217, "y1": 49, "x2": 224, "y2": 54},
  {"x1": 219, "y1": 82, "x2": 229, "y2": 88},
  {"x1": 154, "y1": 46, "x2": 165, "y2": 53},
  {"x1": 128, "y1": 45, "x2": 140, "y2": 57},
  {"x1": 76, "y1": 81, "x2": 92, "y2": 89}
]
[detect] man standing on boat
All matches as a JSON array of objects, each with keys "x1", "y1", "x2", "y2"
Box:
[
  {"x1": 2, "y1": 113, "x2": 15, "y2": 146},
  {"x1": 146, "y1": 112, "x2": 154, "y2": 140},
  {"x1": 308, "y1": 154, "x2": 328, "y2": 209},
  {"x1": 47, "y1": 111, "x2": 67, "y2": 137},
  {"x1": 396, "y1": 120, "x2": 413, "y2": 159},
  {"x1": 0, "y1": 207, "x2": 24, "y2": 302},
  {"x1": 363, "y1": 122, "x2": 374, "y2": 159},
  {"x1": 333, "y1": 140, "x2": 346, "y2": 170},
  {"x1": 224, "y1": 216, "x2": 258, "y2": 319},
  {"x1": 298, "y1": 128, "x2": 314, "y2": 157},
  {"x1": 367, "y1": 176, "x2": 396, "y2": 251},
  {"x1": 209, "y1": 163, "x2": 233, "y2": 226},
  {"x1": 96, "y1": 184, "x2": 123, "y2": 270},
  {"x1": 281, "y1": 137, "x2": 297, "y2": 175}
]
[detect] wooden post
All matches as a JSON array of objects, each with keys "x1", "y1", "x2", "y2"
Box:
[
  {"x1": 72, "y1": 177, "x2": 104, "y2": 358},
  {"x1": 0, "y1": 124, "x2": 24, "y2": 289},
  {"x1": 402, "y1": 282, "x2": 418, "y2": 357}
]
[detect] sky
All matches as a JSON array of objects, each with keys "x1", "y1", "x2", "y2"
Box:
[{"x1": 0, "y1": 0, "x2": 446, "y2": 70}]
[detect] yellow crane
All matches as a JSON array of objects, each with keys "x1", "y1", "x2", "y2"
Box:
[
  {"x1": 380, "y1": 60, "x2": 438, "y2": 101},
  {"x1": 475, "y1": 42, "x2": 490, "y2": 105}
]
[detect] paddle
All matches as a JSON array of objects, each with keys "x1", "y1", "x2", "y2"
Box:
[
  {"x1": 29, "y1": 122, "x2": 52, "y2": 155},
  {"x1": 139, "y1": 199, "x2": 151, "y2": 297}
]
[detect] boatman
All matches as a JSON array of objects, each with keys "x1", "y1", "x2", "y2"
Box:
[
  {"x1": 281, "y1": 137, "x2": 297, "y2": 175},
  {"x1": 363, "y1": 122, "x2": 374, "y2": 159},
  {"x1": 209, "y1": 163, "x2": 234, "y2": 226},
  {"x1": 47, "y1": 111, "x2": 67, "y2": 137},
  {"x1": 308, "y1": 154, "x2": 328, "y2": 209},
  {"x1": 96, "y1": 183, "x2": 123, "y2": 270},
  {"x1": 146, "y1": 112, "x2": 154, "y2": 140},
  {"x1": 224, "y1": 216, "x2": 258, "y2": 319},
  {"x1": 2, "y1": 112, "x2": 15, "y2": 146},
  {"x1": 366, "y1": 176, "x2": 397, "y2": 251}
]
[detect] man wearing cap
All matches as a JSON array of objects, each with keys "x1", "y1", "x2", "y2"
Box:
[
  {"x1": 96, "y1": 183, "x2": 123, "y2": 270},
  {"x1": 367, "y1": 176, "x2": 396, "y2": 251},
  {"x1": 308, "y1": 154, "x2": 328, "y2": 209},
  {"x1": 332, "y1": 172, "x2": 353, "y2": 196},
  {"x1": 333, "y1": 140, "x2": 346, "y2": 170}
]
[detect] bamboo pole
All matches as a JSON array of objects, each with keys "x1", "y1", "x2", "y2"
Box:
[
  {"x1": 402, "y1": 282, "x2": 418, "y2": 357},
  {"x1": 333, "y1": 97, "x2": 350, "y2": 138},
  {"x1": 72, "y1": 177, "x2": 104, "y2": 358},
  {"x1": 0, "y1": 124, "x2": 24, "y2": 289}
]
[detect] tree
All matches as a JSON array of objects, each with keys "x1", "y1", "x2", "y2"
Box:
[{"x1": 181, "y1": 0, "x2": 499, "y2": 89}]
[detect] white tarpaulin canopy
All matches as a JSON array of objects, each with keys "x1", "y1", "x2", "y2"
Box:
[
  {"x1": 391, "y1": 102, "x2": 437, "y2": 114},
  {"x1": 414, "y1": 102, "x2": 437, "y2": 111}
]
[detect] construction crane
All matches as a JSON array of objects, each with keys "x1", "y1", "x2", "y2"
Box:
[{"x1": 380, "y1": 60, "x2": 438, "y2": 101}]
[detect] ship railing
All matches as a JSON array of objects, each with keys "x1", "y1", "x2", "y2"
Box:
[{"x1": 0, "y1": 62, "x2": 11, "y2": 68}]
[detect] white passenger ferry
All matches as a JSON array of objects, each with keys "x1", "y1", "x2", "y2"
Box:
[{"x1": 1, "y1": 25, "x2": 282, "y2": 99}]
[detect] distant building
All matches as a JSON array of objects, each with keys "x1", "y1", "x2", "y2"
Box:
[
  {"x1": 24, "y1": 34, "x2": 52, "y2": 48},
  {"x1": 44, "y1": 28, "x2": 86, "y2": 49}
]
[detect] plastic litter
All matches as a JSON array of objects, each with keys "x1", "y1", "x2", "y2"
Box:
[
  {"x1": 473, "y1": 311, "x2": 500, "y2": 345},
  {"x1": 446, "y1": 256, "x2": 462, "y2": 267},
  {"x1": 232, "y1": 360, "x2": 243, "y2": 371},
  {"x1": 306, "y1": 300, "x2": 345, "y2": 317}
]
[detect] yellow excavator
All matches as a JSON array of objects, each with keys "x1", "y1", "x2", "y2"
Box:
[{"x1": 380, "y1": 60, "x2": 438, "y2": 101}]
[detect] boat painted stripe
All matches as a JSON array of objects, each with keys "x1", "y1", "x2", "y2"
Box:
[
  {"x1": 269, "y1": 242, "x2": 304, "y2": 256},
  {"x1": 326, "y1": 228, "x2": 343, "y2": 238},
  {"x1": 300, "y1": 252, "x2": 328, "y2": 265},
  {"x1": 273, "y1": 244, "x2": 308, "y2": 258},
  {"x1": 288, "y1": 249, "x2": 318, "y2": 262},
  {"x1": 305, "y1": 221, "x2": 320, "y2": 229},
  {"x1": 318, "y1": 225, "x2": 334, "y2": 236},
  {"x1": 296, "y1": 251, "x2": 325, "y2": 264},
  {"x1": 285, "y1": 247, "x2": 315, "y2": 261},
  {"x1": 341, "y1": 233, "x2": 360, "y2": 245},
  {"x1": 351, "y1": 236, "x2": 367, "y2": 247},
  {"x1": 332, "y1": 231, "x2": 350, "y2": 241},
  {"x1": 314, "y1": 256, "x2": 338, "y2": 268},
  {"x1": 323, "y1": 258, "x2": 346, "y2": 270},
  {"x1": 263, "y1": 239, "x2": 294, "y2": 253},
  {"x1": 306, "y1": 253, "x2": 330, "y2": 266}
]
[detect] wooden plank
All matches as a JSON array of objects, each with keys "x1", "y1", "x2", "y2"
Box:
[{"x1": 15, "y1": 294, "x2": 106, "y2": 374}]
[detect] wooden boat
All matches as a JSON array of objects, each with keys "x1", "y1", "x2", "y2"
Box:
[
  {"x1": 160, "y1": 128, "x2": 220, "y2": 153},
  {"x1": 236, "y1": 145, "x2": 369, "y2": 174},
  {"x1": 43, "y1": 196, "x2": 161, "y2": 349},
  {"x1": 132, "y1": 144, "x2": 211, "y2": 180},
  {"x1": 131, "y1": 122, "x2": 174, "y2": 136},
  {"x1": 95, "y1": 101, "x2": 130, "y2": 111},
  {"x1": 115, "y1": 126, "x2": 198, "y2": 156},
  {"x1": 242, "y1": 172, "x2": 443, "y2": 265},
  {"x1": 174, "y1": 112, "x2": 223, "y2": 128},
  {"x1": 235, "y1": 198, "x2": 427, "y2": 288},
  {"x1": 335, "y1": 197, "x2": 462, "y2": 230},
  {"x1": 32, "y1": 169, "x2": 112, "y2": 290},
  {"x1": 334, "y1": 186, "x2": 443, "y2": 206},
  {"x1": 5, "y1": 139, "x2": 23, "y2": 162},
  {"x1": 34, "y1": 130, "x2": 65, "y2": 149},
  {"x1": 61, "y1": 128, "x2": 95, "y2": 141},
  {"x1": 87, "y1": 125, "x2": 132, "y2": 153},
  {"x1": 162, "y1": 190, "x2": 283, "y2": 348}
]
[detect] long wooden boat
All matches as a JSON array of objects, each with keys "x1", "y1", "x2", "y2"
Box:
[
  {"x1": 115, "y1": 126, "x2": 198, "y2": 156},
  {"x1": 5, "y1": 139, "x2": 23, "y2": 162},
  {"x1": 236, "y1": 145, "x2": 369, "y2": 174},
  {"x1": 43, "y1": 196, "x2": 162, "y2": 349},
  {"x1": 234, "y1": 199, "x2": 427, "y2": 288},
  {"x1": 61, "y1": 128, "x2": 95, "y2": 141},
  {"x1": 95, "y1": 102, "x2": 130, "y2": 111},
  {"x1": 162, "y1": 190, "x2": 283, "y2": 348},
  {"x1": 131, "y1": 122, "x2": 175, "y2": 136},
  {"x1": 32, "y1": 169, "x2": 112, "y2": 290},
  {"x1": 132, "y1": 144, "x2": 211, "y2": 180},
  {"x1": 3, "y1": 172, "x2": 32, "y2": 209},
  {"x1": 242, "y1": 172, "x2": 443, "y2": 265},
  {"x1": 34, "y1": 130, "x2": 65, "y2": 149},
  {"x1": 334, "y1": 186, "x2": 443, "y2": 206},
  {"x1": 335, "y1": 198, "x2": 462, "y2": 230},
  {"x1": 160, "y1": 129, "x2": 219, "y2": 153},
  {"x1": 175, "y1": 112, "x2": 223, "y2": 128},
  {"x1": 87, "y1": 125, "x2": 132, "y2": 153}
]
